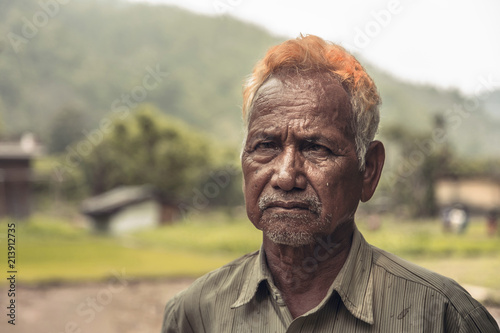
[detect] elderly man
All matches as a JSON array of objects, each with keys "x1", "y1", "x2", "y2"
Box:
[{"x1": 162, "y1": 35, "x2": 499, "y2": 332}]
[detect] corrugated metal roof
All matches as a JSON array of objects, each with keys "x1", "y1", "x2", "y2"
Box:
[
  {"x1": 0, "y1": 139, "x2": 44, "y2": 159},
  {"x1": 81, "y1": 185, "x2": 156, "y2": 216}
]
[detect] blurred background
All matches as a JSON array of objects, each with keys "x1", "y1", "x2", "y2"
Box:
[{"x1": 0, "y1": 0, "x2": 499, "y2": 331}]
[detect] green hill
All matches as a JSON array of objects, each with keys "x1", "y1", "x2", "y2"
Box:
[
  {"x1": 0, "y1": 0, "x2": 279, "y2": 143},
  {"x1": 1, "y1": 0, "x2": 499, "y2": 158}
]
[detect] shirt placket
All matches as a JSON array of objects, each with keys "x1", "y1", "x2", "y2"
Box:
[{"x1": 266, "y1": 281, "x2": 294, "y2": 331}]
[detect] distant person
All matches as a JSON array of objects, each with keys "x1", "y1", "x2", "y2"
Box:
[
  {"x1": 487, "y1": 210, "x2": 499, "y2": 236},
  {"x1": 443, "y1": 203, "x2": 470, "y2": 234},
  {"x1": 162, "y1": 35, "x2": 500, "y2": 332}
]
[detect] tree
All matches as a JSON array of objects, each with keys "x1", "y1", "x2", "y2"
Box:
[
  {"x1": 78, "y1": 105, "x2": 215, "y2": 204},
  {"x1": 48, "y1": 107, "x2": 88, "y2": 153},
  {"x1": 379, "y1": 122, "x2": 453, "y2": 217}
]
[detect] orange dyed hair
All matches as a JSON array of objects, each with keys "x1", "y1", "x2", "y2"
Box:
[{"x1": 242, "y1": 34, "x2": 381, "y2": 168}]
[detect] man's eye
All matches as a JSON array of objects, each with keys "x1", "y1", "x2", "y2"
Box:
[
  {"x1": 255, "y1": 142, "x2": 278, "y2": 150},
  {"x1": 304, "y1": 143, "x2": 329, "y2": 153}
]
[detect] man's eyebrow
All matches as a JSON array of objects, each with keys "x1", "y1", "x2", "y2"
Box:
[
  {"x1": 248, "y1": 129, "x2": 279, "y2": 140},
  {"x1": 304, "y1": 135, "x2": 337, "y2": 146},
  {"x1": 303, "y1": 135, "x2": 350, "y2": 152}
]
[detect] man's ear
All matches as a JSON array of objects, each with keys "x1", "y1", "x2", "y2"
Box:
[{"x1": 361, "y1": 140, "x2": 385, "y2": 202}]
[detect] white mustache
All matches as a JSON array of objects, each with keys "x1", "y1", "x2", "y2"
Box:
[{"x1": 258, "y1": 193, "x2": 322, "y2": 214}]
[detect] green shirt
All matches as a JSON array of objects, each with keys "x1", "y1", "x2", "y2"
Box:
[{"x1": 162, "y1": 228, "x2": 499, "y2": 332}]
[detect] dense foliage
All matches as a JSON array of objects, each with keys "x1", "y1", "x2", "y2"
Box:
[
  {"x1": 39, "y1": 105, "x2": 243, "y2": 207},
  {"x1": 1, "y1": 0, "x2": 279, "y2": 143}
]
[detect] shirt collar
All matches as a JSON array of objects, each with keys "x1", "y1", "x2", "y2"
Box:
[
  {"x1": 330, "y1": 227, "x2": 374, "y2": 324},
  {"x1": 231, "y1": 227, "x2": 374, "y2": 325},
  {"x1": 231, "y1": 243, "x2": 271, "y2": 308}
]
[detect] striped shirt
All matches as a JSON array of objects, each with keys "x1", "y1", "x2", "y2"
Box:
[{"x1": 162, "y1": 228, "x2": 500, "y2": 332}]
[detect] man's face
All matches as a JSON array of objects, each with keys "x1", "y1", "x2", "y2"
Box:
[{"x1": 241, "y1": 71, "x2": 363, "y2": 247}]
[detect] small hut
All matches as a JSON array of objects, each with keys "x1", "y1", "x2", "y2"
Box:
[
  {"x1": 0, "y1": 134, "x2": 42, "y2": 219},
  {"x1": 435, "y1": 176, "x2": 500, "y2": 215},
  {"x1": 81, "y1": 185, "x2": 161, "y2": 234}
]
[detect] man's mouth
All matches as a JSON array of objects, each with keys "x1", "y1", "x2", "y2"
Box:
[
  {"x1": 258, "y1": 194, "x2": 322, "y2": 214},
  {"x1": 264, "y1": 201, "x2": 310, "y2": 211}
]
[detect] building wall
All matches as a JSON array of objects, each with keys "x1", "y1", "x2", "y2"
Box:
[
  {"x1": 435, "y1": 178, "x2": 500, "y2": 212},
  {"x1": 0, "y1": 159, "x2": 32, "y2": 219},
  {"x1": 108, "y1": 200, "x2": 160, "y2": 234}
]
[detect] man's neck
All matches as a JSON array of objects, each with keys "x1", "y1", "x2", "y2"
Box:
[{"x1": 263, "y1": 223, "x2": 355, "y2": 318}]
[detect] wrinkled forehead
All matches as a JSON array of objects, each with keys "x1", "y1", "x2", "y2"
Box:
[
  {"x1": 271, "y1": 68, "x2": 345, "y2": 93},
  {"x1": 249, "y1": 69, "x2": 352, "y2": 125}
]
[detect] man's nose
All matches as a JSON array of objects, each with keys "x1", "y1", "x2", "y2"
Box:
[{"x1": 270, "y1": 147, "x2": 306, "y2": 191}]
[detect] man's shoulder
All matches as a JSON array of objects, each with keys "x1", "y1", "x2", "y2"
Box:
[
  {"x1": 370, "y1": 244, "x2": 483, "y2": 314},
  {"x1": 193, "y1": 250, "x2": 258, "y2": 288},
  {"x1": 162, "y1": 251, "x2": 260, "y2": 332},
  {"x1": 371, "y1": 245, "x2": 457, "y2": 287},
  {"x1": 167, "y1": 250, "x2": 259, "y2": 307}
]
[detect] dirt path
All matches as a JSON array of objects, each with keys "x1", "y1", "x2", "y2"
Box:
[
  {"x1": 0, "y1": 278, "x2": 194, "y2": 333},
  {"x1": 1, "y1": 279, "x2": 499, "y2": 332}
]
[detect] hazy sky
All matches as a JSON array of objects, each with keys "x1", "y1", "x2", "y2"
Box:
[{"x1": 129, "y1": 0, "x2": 500, "y2": 97}]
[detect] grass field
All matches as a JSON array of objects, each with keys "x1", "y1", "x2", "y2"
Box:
[
  {"x1": 3, "y1": 211, "x2": 499, "y2": 293},
  {"x1": 357, "y1": 215, "x2": 500, "y2": 293}
]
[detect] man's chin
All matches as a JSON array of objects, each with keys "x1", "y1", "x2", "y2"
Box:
[
  {"x1": 264, "y1": 230, "x2": 316, "y2": 247},
  {"x1": 260, "y1": 212, "x2": 326, "y2": 247}
]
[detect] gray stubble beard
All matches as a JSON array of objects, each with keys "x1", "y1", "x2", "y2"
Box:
[{"x1": 258, "y1": 194, "x2": 330, "y2": 247}]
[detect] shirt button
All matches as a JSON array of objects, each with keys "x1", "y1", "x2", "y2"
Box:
[{"x1": 274, "y1": 293, "x2": 286, "y2": 306}]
